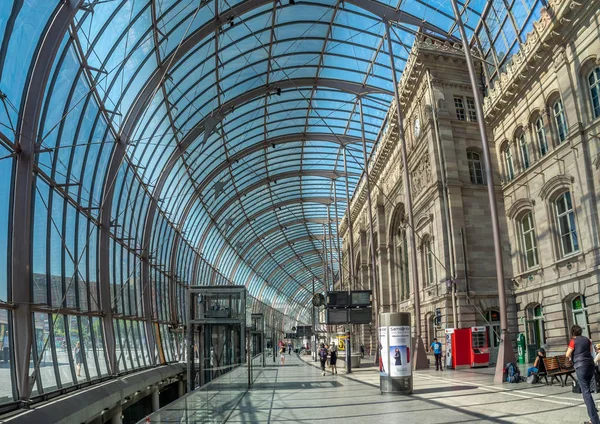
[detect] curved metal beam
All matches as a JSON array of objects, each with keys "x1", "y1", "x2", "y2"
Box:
[{"x1": 11, "y1": 0, "x2": 84, "y2": 399}]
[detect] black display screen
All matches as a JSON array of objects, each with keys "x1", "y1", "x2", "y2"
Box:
[
  {"x1": 327, "y1": 309, "x2": 348, "y2": 324},
  {"x1": 327, "y1": 291, "x2": 350, "y2": 307},
  {"x1": 351, "y1": 291, "x2": 371, "y2": 306},
  {"x1": 349, "y1": 307, "x2": 372, "y2": 324}
]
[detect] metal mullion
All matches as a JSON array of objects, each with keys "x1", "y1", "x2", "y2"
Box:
[
  {"x1": 75, "y1": 315, "x2": 90, "y2": 381},
  {"x1": 48, "y1": 314, "x2": 63, "y2": 391},
  {"x1": 135, "y1": 320, "x2": 147, "y2": 367},
  {"x1": 113, "y1": 319, "x2": 126, "y2": 372},
  {"x1": 88, "y1": 316, "x2": 102, "y2": 379}
]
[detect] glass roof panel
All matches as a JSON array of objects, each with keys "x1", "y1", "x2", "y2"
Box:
[{"x1": 0, "y1": 0, "x2": 548, "y2": 328}]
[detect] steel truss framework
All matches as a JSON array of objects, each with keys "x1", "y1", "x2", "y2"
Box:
[{"x1": 0, "y1": 0, "x2": 544, "y2": 408}]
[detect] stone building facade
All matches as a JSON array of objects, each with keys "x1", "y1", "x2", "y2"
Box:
[{"x1": 339, "y1": 0, "x2": 600, "y2": 360}]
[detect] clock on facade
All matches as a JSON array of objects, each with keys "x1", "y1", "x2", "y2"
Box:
[{"x1": 413, "y1": 118, "x2": 421, "y2": 139}]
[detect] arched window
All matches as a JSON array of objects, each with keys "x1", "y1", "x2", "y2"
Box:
[
  {"x1": 519, "y1": 132, "x2": 530, "y2": 170},
  {"x1": 589, "y1": 67, "x2": 600, "y2": 119},
  {"x1": 526, "y1": 304, "x2": 545, "y2": 349},
  {"x1": 503, "y1": 144, "x2": 515, "y2": 181},
  {"x1": 467, "y1": 151, "x2": 485, "y2": 185},
  {"x1": 553, "y1": 99, "x2": 568, "y2": 142},
  {"x1": 535, "y1": 117, "x2": 548, "y2": 156},
  {"x1": 555, "y1": 191, "x2": 579, "y2": 256},
  {"x1": 520, "y1": 212, "x2": 539, "y2": 269}
]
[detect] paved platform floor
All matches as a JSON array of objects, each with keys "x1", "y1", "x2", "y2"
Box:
[{"x1": 226, "y1": 354, "x2": 598, "y2": 423}]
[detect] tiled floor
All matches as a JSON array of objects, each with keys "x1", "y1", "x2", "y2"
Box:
[{"x1": 224, "y1": 354, "x2": 598, "y2": 423}]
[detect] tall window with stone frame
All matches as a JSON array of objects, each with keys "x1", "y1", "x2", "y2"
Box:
[
  {"x1": 467, "y1": 151, "x2": 485, "y2": 185},
  {"x1": 454, "y1": 97, "x2": 466, "y2": 121},
  {"x1": 525, "y1": 304, "x2": 545, "y2": 349},
  {"x1": 519, "y1": 133, "x2": 530, "y2": 170},
  {"x1": 503, "y1": 144, "x2": 515, "y2": 182},
  {"x1": 568, "y1": 295, "x2": 590, "y2": 339},
  {"x1": 553, "y1": 99, "x2": 568, "y2": 143},
  {"x1": 555, "y1": 191, "x2": 579, "y2": 257},
  {"x1": 535, "y1": 117, "x2": 548, "y2": 156},
  {"x1": 395, "y1": 228, "x2": 410, "y2": 301},
  {"x1": 589, "y1": 67, "x2": 600, "y2": 119},
  {"x1": 424, "y1": 238, "x2": 435, "y2": 286},
  {"x1": 520, "y1": 212, "x2": 539, "y2": 269}
]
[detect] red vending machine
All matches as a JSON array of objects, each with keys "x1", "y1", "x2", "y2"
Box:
[
  {"x1": 451, "y1": 327, "x2": 490, "y2": 369},
  {"x1": 451, "y1": 329, "x2": 471, "y2": 369},
  {"x1": 469, "y1": 326, "x2": 490, "y2": 367}
]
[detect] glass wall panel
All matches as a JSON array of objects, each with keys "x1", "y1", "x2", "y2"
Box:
[
  {"x1": 92, "y1": 317, "x2": 109, "y2": 377},
  {"x1": 54, "y1": 314, "x2": 74, "y2": 388},
  {"x1": 33, "y1": 312, "x2": 58, "y2": 393},
  {"x1": 0, "y1": 311, "x2": 14, "y2": 402}
]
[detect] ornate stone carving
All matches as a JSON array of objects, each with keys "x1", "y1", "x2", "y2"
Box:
[{"x1": 410, "y1": 154, "x2": 431, "y2": 199}]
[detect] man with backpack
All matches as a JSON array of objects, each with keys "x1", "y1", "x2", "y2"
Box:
[{"x1": 318, "y1": 343, "x2": 328, "y2": 376}]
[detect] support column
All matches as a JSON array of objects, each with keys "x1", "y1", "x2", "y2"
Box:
[
  {"x1": 385, "y1": 22, "x2": 428, "y2": 370},
  {"x1": 449, "y1": 0, "x2": 515, "y2": 383},
  {"x1": 358, "y1": 98, "x2": 380, "y2": 332},
  {"x1": 151, "y1": 388, "x2": 160, "y2": 412},
  {"x1": 343, "y1": 150, "x2": 356, "y2": 291},
  {"x1": 110, "y1": 405, "x2": 123, "y2": 424},
  {"x1": 178, "y1": 379, "x2": 185, "y2": 398}
]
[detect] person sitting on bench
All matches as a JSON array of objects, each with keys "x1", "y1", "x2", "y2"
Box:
[{"x1": 527, "y1": 348, "x2": 546, "y2": 376}]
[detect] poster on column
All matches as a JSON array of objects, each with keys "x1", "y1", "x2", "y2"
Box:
[
  {"x1": 388, "y1": 326, "x2": 411, "y2": 377},
  {"x1": 379, "y1": 326, "x2": 389, "y2": 376}
]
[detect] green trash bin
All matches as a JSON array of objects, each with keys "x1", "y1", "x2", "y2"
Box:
[{"x1": 517, "y1": 333, "x2": 526, "y2": 364}]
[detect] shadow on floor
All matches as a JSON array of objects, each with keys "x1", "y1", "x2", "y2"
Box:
[{"x1": 251, "y1": 381, "x2": 343, "y2": 391}]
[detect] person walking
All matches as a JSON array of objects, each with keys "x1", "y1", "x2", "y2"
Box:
[
  {"x1": 74, "y1": 341, "x2": 84, "y2": 377},
  {"x1": 566, "y1": 324, "x2": 600, "y2": 424},
  {"x1": 280, "y1": 345, "x2": 286, "y2": 365},
  {"x1": 318, "y1": 343, "x2": 328, "y2": 376},
  {"x1": 329, "y1": 343, "x2": 338, "y2": 374},
  {"x1": 288, "y1": 342, "x2": 292, "y2": 355},
  {"x1": 360, "y1": 344, "x2": 365, "y2": 358},
  {"x1": 430, "y1": 337, "x2": 443, "y2": 371},
  {"x1": 2, "y1": 331, "x2": 8, "y2": 363}
]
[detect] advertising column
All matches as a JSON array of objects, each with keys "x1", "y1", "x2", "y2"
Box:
[{"x1": 379, "y1": 312, "x2": 412, "y2": 394}]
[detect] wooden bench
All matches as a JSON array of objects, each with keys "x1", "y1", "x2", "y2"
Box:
[{"x1": 542, "y1": 355, "x2": 575, "y2": 386}]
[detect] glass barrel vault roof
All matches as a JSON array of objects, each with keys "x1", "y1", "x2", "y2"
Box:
[{"x1": 0, "y1": 0, "x2": 546, "y2": 324}]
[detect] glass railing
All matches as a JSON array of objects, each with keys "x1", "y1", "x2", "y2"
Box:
[{"x1": 139, "y1": 353, "x2": 264, "y2": 423}]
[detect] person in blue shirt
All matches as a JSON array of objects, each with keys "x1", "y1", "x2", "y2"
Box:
[{"x1": 430, "y1": 338, "x2": 443, "y2": 371}]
